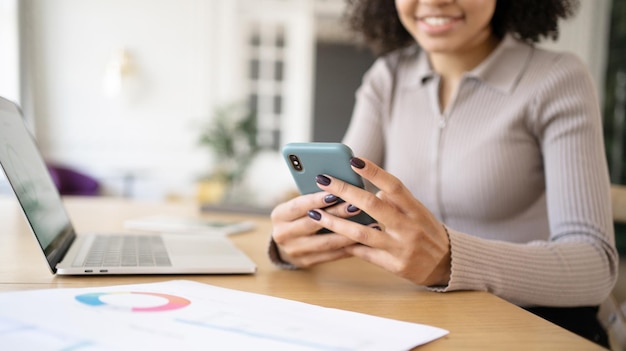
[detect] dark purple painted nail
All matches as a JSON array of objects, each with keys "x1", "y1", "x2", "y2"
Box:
[
  {"x1": 316, "y1": 174, "x2": 331, "y2": 186},
  {"x1": 350, "y1": 157, "x2": 365, "y2": 169},
  {"x1": 324, "y1": 194, "x2": 339, "y2": 203},
  {"x1": 347, "y1": 204, "x2": 360, "y2": 213},
  {"x1": 308, "y1": 210, "x2": 322, "y2": 221}
]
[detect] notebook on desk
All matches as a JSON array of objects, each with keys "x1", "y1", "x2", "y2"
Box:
[{"x1": 0, "y1": 96, "x2": 256, "y2": 275}]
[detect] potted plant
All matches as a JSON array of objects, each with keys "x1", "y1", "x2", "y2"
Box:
[{"x1": 196, "y1": 102, "x2": 259, "y2": 204}]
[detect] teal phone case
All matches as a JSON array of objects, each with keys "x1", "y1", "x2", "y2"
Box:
[{"x1": 282, "y1": 142, "x2": 376, "y2": 227}]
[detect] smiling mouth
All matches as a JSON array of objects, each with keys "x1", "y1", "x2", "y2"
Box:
[{"x1": 421, "y1": 16, "x2": 455, "y2": 26}]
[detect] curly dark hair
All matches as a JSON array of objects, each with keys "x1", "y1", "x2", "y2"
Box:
[{"x1": 344, "y1": 0, "x2": 580, "y2": 56}]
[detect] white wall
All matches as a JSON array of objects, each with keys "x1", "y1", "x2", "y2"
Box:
[
  {"x1": 22, "y1": 0, "x2": 221, "y2": 199},
  {"x1": 0, "y1": 0, "x2": 19, "y2": 103}
]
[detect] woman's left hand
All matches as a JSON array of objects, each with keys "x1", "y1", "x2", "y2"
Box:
[{"x1": 309, "y1": 157, "x2": 451, "y2": 287}]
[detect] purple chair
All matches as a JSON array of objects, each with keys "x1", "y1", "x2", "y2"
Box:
[{"x1": 47, "y1": 164, "x2": 100, "y2": 196}]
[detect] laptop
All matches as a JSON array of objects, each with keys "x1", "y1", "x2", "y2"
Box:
[{"x1": 0, "y1": 96, "x2": 256, "y2": 275}]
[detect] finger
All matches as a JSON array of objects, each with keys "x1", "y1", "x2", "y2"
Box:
[
  {"x1": 308, "y1": 209, "x2": 390, "y2": 249},
  {"x1": 349, "y1": 157, "x2": 417, "y2": 210},
  {"x1": 322, "y1": 202, "x2": 361, "y2": 218},
  {"x1": 273, "y1": 215, "x2": 327, "y2": 242},
  {"x1": 314, "y1": 202, "x2": 373, "y2": 234},
  {"x1": 287, "y1": 249, "x2": 352, "y2": 268},
  {"x1": 272, "y1": 200, "x2": 360, "y2": 242},
  {"x1": 271, "y1": 191, "x2": 339, "y2": 222},
  {"x1": 280, "y1": 232, "x2": 356, "y2": 256},
  {"x1": 314, "y1": 173, "x2": 395, "y2": 226}
]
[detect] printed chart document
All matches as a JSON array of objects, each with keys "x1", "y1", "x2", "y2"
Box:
[{"x1": 0, "y1": 280, "x2": 448, "y2": 351}]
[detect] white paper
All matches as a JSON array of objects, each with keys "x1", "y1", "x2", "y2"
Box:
[
  {"x1": 0, "y1": 280, "x2": 448, "y2": 351},
  {"x1": 123, "y1": 215, "x2": 255, "y2": 235}
]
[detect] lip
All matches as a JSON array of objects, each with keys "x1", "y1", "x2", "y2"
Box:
[{"x1": 416, "y1": 15, "x2": 463, "y2": 35}]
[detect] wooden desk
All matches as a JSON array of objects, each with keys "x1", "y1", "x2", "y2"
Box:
[{"x1": 0, "y1": 196, "x2": 603, "y2": 350}]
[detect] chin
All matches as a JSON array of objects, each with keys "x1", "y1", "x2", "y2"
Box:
[
  {"x1": 416, "y1": 36, "x2": 467, "y2": 54},
  {"x1": 419, "y1": 43, "x2": 459, "y2": 55}
]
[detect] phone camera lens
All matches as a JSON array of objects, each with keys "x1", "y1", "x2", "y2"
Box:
[{"x1": 289, "y1": 155, "x2": 303, "y2": 171}]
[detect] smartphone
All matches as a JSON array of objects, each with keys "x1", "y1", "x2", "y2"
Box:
[{"x1": 282, "y1": 142, "x2": 376, "y2": 229}]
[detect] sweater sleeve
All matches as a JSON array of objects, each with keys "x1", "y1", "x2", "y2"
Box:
[{"x1": 430, "y1": 54, "x2": 618, "y2": 307}]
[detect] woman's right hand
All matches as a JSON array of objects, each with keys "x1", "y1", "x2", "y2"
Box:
[{"x1": 270, "y1": 192, "x2": 359, "y2": 267}]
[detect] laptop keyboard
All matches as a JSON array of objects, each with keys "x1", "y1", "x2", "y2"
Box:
[{"x1": 82, "y1": 235, "x2": 172, "y2": 267}]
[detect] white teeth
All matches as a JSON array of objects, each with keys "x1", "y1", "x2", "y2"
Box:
[{"x1": 423, "y1": 17, "x2": 452, "y2": 26}]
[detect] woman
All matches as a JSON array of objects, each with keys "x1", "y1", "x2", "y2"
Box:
[{"x1": 269, "y1": 0, "x2": 618, "y2": 346}]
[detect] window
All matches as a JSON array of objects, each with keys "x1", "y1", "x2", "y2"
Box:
[
  {"x1": 246, "y1": 20, "x2": 286, "y2": 150},
  {"x1": 234, "y1": 0, "x2": 315, "y2": 151}
]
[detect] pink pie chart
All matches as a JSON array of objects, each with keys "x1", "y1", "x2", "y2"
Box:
[{"x1": 75, "y1": 291, "x2": 191, "y2": 312}]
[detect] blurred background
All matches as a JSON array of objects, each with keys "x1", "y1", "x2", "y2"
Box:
[
  {"x1": 2, "y1": 0, "x2": 626, "y2": 344},
  {"x1": 0, "y1": 0, "x2": 617, "y2": 210}
]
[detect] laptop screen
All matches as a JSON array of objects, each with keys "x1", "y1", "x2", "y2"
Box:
[{"x1": 0, "y1": 97, "x2": 75, "y2": 270}]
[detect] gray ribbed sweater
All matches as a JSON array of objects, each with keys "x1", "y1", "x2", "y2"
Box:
[{"x1": 342, "y1": 35, "x2": 618, "y2": 307}]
